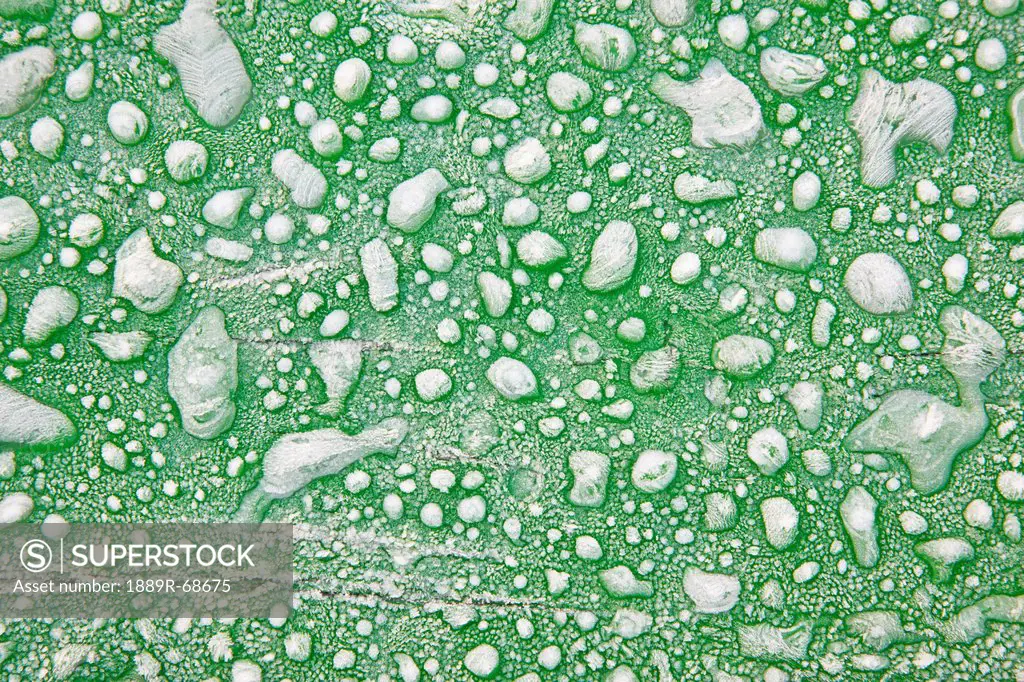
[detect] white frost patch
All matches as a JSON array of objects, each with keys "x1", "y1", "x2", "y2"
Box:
[
  {"x1": 670, "y1": 251, "x2": 701, "y2": 285},
  {"x1": 792, "y1": 171, "x2": 821, "y2": 211},
  {"x1": 504, "y1": 0, "x2": 553, "y2": 41},
  {"x1": 747, "y1": 427, "x2": 789, "y2": 476},
  {"x1": 712, "y1": 334, "x2": 774, "y2": 377},
  {"x1": 574, "y1": 22, "x2": 636, "y2": 72},
  {"x1": 206, "y1": 237, "x2": 253, "y2": 263},
  {"x1": 333, "y1": 57, "x2": 371, "y2": 103},
  {"x1": 486, "y1": 357, "x2": 538, "y2": 401},
  {"x1": 387, "y1": 168, "x2": 449, "y2": 233},
  {"x1": 759, "y1": 47, "x2": 827, "y2": 96},
  {"x1": 761, "y1": 496, "x2": 799, "y2": 549},
  {"x1": 415, "y1": 368, "x2": 452, "y2": 402},
  {"x1": 787, "y1": 381, "x2": 823, "y2": 431},
  {"x1": 516, "y1": 231, "x2": 566, "y2": 269},
  {"x1": 631, "y1": 450, "x2": 678, "y2": 492},
  {"x1": 23, "y1": 286, "x2": 78, "y2": 345},
  {"x1": 29, "y1": 116, "x2": 63, "y2": 159},
  {"x1": 503, "y1": 137, "x2": 551, "y2": 184},
  {"x1": 164, "y1": 140, "x2": 208, "y2": 183},
  {"x1": 202, "y1": 188, "x2": 253, "y2": 229},
  {"x1": 167, "y1": 306, "x2": 238, "y2": 440},
  {"x1": 0, "y1": 195, "x2": 41, "y2": 259},
  {"x1": 990, "y1": 201, "x2": 1024, "y2": 239},
  {"x1": 569, "y1": 450, "x2": 609, "y2": 507},
  {"x1": 88, "y1": 331, "x2": 152, "y2": 362},
  {"x1": 546, "y1": 71, "x2": 592, "y2": 112},
  {"x1": 464, "y1": 643, "x2": 499, "y2": 678},
  {"x1": 272, "y1": 149, "x2": 327, "y2": 208},
  {"x1": 0, "y1": 382, "x2": 76, "y2": 450},
  {"x1": 0, "y1": 492, "x2": 33, "y2": 523},
  {"x1": 107, "y1": 100, "x2": 148, "y2": 145},
  {"x1": 0, "y1": 46, "x2": 54, "y2": 119},
  {"x1": 673, "y1": 172, "x2": 737, "y2": 203},
  {"x1": 477, "y1": 272, "x2": 512, "y2": 317},
  {"x1": 154, "y1": 0, "x2": 252, "y2": 128},
  {"x1": 112, "y1": 228, "x2": 184, "y2": 314},
  {"x1": 583, "y1": 220, "x2": 637, "y2": 292},
  {"x1": 309, "y1": 340, "x2": 362, "y2": 416},
  {"x1": 234, "y1": 418, "x2": 408, "y2": 520},
  {"x1": 844, "y1": 252, "x2": 913, "y2": 315},
  {"x1": 847, "y1": 69, "x2": 956, "y2": 188},
  {"x1": 359, "y1": 238, "x2": 399, "y2": 312},
  {"x1": 683, "y1": 567, "x2": 740, "y2": 613},
  {"x1": 502, "y1": 196, "x2": 539, "y2": 227},
  {"x1": 841, "y1": 486, "x2": 879, "y2": 567},
  {"x1": 754, "y1": 227, "x2": 817, "y2": 272},
  {"x1": 651, "y1": 60, "x2": 763, "y2": 150},
  {"x1": 651, "y1": 0, "x2": 694, "y2": 25}
]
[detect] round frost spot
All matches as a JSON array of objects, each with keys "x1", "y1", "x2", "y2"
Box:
[{"x1": 843, "y1": 252, "x2": 913, "y2": 315}]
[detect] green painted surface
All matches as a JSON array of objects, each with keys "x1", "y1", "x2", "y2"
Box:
[{"x1": 1, "y1": 0, "x2": 1023, "y2": 678}]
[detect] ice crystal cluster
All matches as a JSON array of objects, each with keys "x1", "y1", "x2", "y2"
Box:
[{"x1": 0, "y1": 0, "x2": 1023, "y2": 678}]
